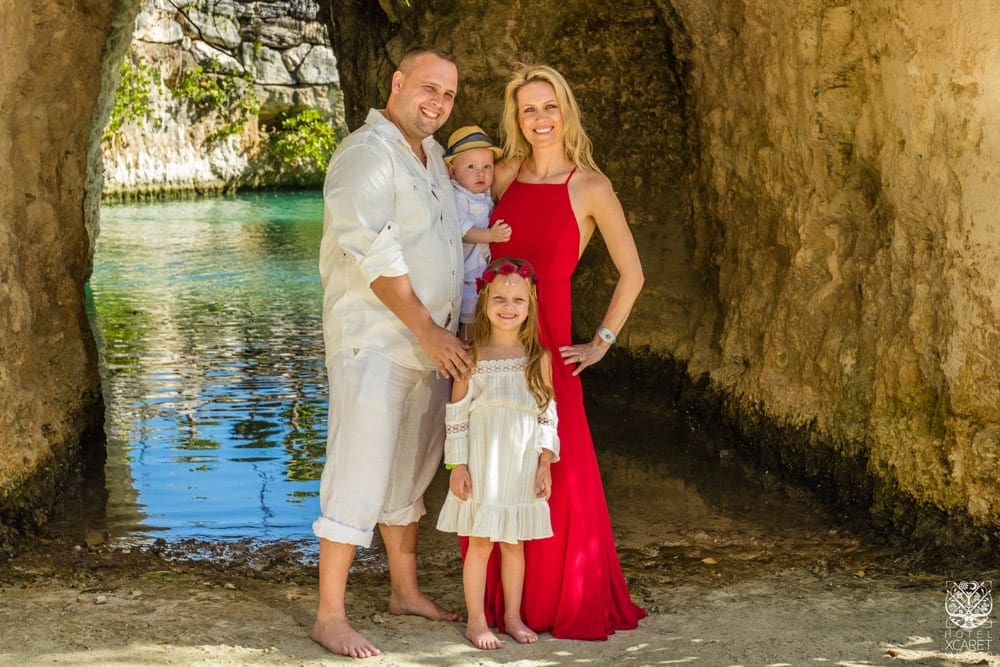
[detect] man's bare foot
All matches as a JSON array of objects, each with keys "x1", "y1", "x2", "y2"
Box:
[
  {"x1": 388, "y1": 591, "x2": 463, "y2": 622},
  {"x1": 310, "y1": 616, "x2": 381, "y2": 659},
  {"x1": 466, "y1": 621, "x2": 503, "y2": 650},
  {"x1": 504, "y1": 616, "x2": 538, "y2": 644}
]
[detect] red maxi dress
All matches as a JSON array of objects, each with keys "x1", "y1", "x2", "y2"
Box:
[{"x1": 481, "y1": 168, "x2": 647, "y2": 639}]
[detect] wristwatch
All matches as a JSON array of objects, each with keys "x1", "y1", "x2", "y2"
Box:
[{"x1": 596, "y1": 326, "x2": 617, "y2": 345}]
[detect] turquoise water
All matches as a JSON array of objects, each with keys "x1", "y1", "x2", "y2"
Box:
[
  {"x1": 85, "y1": 191, "x2": 835, "y2": 560},
  {"x1": 89, "y1": 192, "x2": 327, "y2": 545}
]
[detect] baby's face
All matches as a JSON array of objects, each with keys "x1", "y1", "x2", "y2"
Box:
[{"x1": 449, "y1": 148, "x2": 495, "y2": 194}]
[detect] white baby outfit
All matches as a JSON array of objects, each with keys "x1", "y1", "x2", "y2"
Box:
[
  {"x1": 436, "y1": 357, "x2": 560, "y2": 544},
  {"x1": 452, "y1": 181, "x2": 494, "y2": 324}
]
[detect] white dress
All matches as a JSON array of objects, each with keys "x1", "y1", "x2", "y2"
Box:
[{"x1": 436, "y1": 357, "x2": 560, "y2": 544}]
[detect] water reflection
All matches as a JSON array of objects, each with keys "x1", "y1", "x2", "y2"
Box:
[
  {"x1": 86, "y1": 192, "x2": 836, "y2": 565},
  {"x1": 89, "y1": 192, "x2": 327, "y2": 544}
]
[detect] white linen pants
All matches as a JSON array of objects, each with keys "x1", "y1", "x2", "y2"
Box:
[{"x1": 312, "y1": 348, "x2": 449, "y2": 547}]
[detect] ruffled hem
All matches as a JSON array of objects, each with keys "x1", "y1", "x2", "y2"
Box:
[{"x1": 437, "y1": 495, "x2": 552, "y2": 544}]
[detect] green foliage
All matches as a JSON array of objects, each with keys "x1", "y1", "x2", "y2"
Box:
[
  {"x1": 171, "y1": 62, "x2": 260, "y2": 143},
  {"x1": 104, "y1": 47, "x2": 162, "y2": 143},
  {"x1": 267, "y1": 108, "x2": 339, "y2": 174}
]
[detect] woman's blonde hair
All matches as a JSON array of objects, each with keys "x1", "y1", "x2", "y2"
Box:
[
  {"x1": 470, "y1": 257, "x2": 553, "y2": 412},
  {"x1": 498, "y1": 63, "x2": 600, "y2": 172}
]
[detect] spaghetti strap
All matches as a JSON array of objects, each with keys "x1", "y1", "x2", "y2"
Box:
[{"x1": 564, "y1": 167, "x2": 577, "y2": 184}]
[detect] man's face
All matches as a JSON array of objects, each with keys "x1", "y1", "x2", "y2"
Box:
[{"x1": 388, "y1": 53, "x2": 458, "y2": 147}]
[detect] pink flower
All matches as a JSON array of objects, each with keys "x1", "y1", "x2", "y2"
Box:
[{"x1": 476, "y1": 261, "x2": 538, "y2": 294}]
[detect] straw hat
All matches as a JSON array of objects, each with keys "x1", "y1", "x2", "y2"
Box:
[{"x1": 443, "y1": 125, "x2": 502, "y2": 162}]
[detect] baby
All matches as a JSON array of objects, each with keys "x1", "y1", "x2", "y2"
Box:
[{"x1": 443, "y1": 125, "x2": 512, "y2": 332}]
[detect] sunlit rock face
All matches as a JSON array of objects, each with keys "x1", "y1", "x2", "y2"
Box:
[
  {"x1": 102, "y1": 0, "x2": 346, "y2": 198},
  {"x1": 337, "y1": 1, "x2": 1000, "y2": 546},
  {"x1": 0, "y1": 1, "x2": 132, "y2": 550}
]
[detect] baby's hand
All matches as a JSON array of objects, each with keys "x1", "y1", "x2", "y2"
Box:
[
  {"x1": 489, "y1": 220, "x2": 512, "y2": 243},
  {"x1": 449, "y1": 465, "x2": 472, "y2": 500}
]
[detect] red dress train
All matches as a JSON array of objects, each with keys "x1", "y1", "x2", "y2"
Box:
[{"x1": 472, "y1": 167, "x2": 646, "y2": 639}]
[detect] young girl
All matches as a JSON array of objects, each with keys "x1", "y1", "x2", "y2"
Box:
[{"x1": 436, "y1": 257, "x2": 559, "y2": 650}]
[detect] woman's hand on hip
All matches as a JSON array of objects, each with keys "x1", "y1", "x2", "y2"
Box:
[{"x1": 558, "y1": 340, "x2": 608, "y2": 377}]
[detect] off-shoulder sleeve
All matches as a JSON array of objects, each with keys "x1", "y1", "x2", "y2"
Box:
[
  {"x1": 535, "y1": 399, "x2": 560, "y2": 462},
  {"x1": 444, "y1": 392, "x2": 472, "y2": 466}
]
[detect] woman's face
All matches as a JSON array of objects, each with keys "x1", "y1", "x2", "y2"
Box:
[{"x1": 516, "y1": 81, "x2": 562, "y2": 149}]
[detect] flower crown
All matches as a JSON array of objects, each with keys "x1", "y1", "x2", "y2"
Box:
[{"x1": 475, "y1": 260, "x2": 538, "y2": 294}]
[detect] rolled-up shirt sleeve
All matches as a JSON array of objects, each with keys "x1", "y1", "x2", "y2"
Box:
[{"x1": 323, "y1": 143, "x2": 410, "y2": 285}]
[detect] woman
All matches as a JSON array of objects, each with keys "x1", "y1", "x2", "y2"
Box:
[{"x1": 482, "y1": 63, "x2": 646, "y2": 640}]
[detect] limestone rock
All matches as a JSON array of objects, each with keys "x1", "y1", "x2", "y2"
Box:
[
  {"x1": 133, "y1": 8, "x2": 183, "y2": 44},
  {"x1": 102, "y1": 0, "x2": 344, "y2": 197},
  {"x1": 256, "y1": 17, "x2": 305, "y2": 48},
  {"x1": 245, "y1": 44, "x2": 295, "y2": 85},
  {"x1": 288, "y1": 0, "x2": 320, "y2": 21},
  {"x1": 296, "y1": 45, "x2": 338, "y2": 85},
  {"x1": 183, "y1": 8, "x2": 242, "y2": 50},
  {"x1": 190, "y1": 40, "x2": 243, "y2": 74}
]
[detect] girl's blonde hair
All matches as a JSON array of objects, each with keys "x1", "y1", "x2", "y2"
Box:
[
  {"x1": 470, "y1": 257, "x2": 553, "y2": 412},
  {"x1": 498, "y1": 63, "x2": 600, "y2": 173}
]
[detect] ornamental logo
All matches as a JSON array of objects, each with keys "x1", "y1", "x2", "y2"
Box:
[{"x1": 945, "y1": 581, "x2": 993, "y2": 630}]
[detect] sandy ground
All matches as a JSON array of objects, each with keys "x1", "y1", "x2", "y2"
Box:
[
  {"x1": 1, "y1": 536, "x2": 997, "y2": 666},
  {"x1": 2, "y1": 403, "x2": 998, "y2": 666},
  {"x1": 3, "y1": 494, "x2": 998, "y2": 665}
]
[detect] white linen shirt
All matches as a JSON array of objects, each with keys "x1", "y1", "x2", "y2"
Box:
[{"x1": 319, "y1": 109, "x2": 463, "y2": 371}]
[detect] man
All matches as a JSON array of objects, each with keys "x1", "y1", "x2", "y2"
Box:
[{"x1": 311, "y1": 46, "x2": 470, "y2": 658}]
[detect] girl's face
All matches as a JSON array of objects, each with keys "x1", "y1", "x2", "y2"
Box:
[
  {"x1": 485, "y1": 274, "x2": 531, "y2": 334},
  {"x1": 516, "y1": 81, "x2": 562, "y2": 149}
]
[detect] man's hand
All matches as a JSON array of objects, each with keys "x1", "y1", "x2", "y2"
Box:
[
  {"x1": 417, "y1": 324, "x2": 471, "y2": 379},
  {"x1": 369, "y1": 274, "x2": 471, "y2": 377}
]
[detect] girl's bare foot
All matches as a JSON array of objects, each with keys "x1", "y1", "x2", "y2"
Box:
[
  {"x1": 310, "y1": 616, "x2": 381, "y2": 658},
  {"x1": 466, "y1": 620, "x2": 504, "y2": 650},
  {"x1": 388, "y1": 591, "x2": 463, "y2": 622},
  {"x1": 504, "y1": 616, "x2": 538, "y2": 644}
]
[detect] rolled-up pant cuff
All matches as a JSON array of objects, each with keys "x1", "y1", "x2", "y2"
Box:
[{"x1": 312, "y1": 516, "x2": 374, "y2": 548}]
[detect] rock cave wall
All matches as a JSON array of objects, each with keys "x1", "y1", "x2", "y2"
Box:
[
  {"x1": 329, "y1": 0, "x2": 999, "y2": 548},
  {"x1": 0, "y1": 1, "x2": 138, "y2": 550},
  {"x1": 667, "y1": 0, "x2": 1000, "y2": 546},
  {"x1": 1, "y1": 0, "x2": 997, "y2": 553}
]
